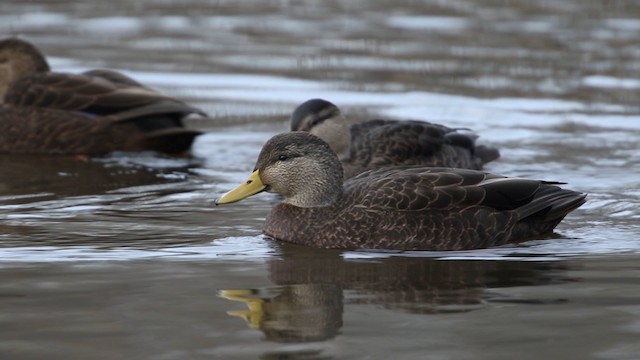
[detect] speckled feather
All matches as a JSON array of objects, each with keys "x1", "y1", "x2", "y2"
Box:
[
  {"x1": 5, "y1": 71, "x2": 203, "y2": 117},
  {"x1": 0, "y1": 106, "x2": 200, "y2": 154},
  {"x1": 345, "y1": 119, "x2": 494, "y2": 177},
  {"x1": 0, "y1": 38, "x2": 203, "y2": 154}
]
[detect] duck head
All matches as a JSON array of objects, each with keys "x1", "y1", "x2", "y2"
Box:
[
  {"x1": 290, "y1": 98, "x2": 350, "y2": 161},
  {"x1": 216, "y1": 132, "x2": 344, "y2": 208},
  {"x1": 0, "y1": 38, "x2": 50, "y2": 102}
]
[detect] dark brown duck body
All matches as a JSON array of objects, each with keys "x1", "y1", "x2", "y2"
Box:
[
  {"x1": 0, "y1": 106, "x2": 198, "y2": 154},
  {"x1": 216, "y1": 132, "x2": 586, "y2": 251},
  {"x1": 0, "y1": 38, "x2": 203, "y2": 155},
  {"x1": 290, "y1": 99, "x2": 500, "y2": 178},
  {"x1": 263, "y1": 167, "x2": 585, "y2": 250}
]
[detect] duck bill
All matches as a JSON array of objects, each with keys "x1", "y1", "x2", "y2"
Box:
[{"x1": 216, "y1": 170, "x2": 266, "y2": 205}]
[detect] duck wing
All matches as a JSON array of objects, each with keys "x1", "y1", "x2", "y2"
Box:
[
  {"x1": 0, "y1": 105, "x2": 202, "y2": 155},
  {"x1": 347, "y1": 166, "x2": 583, "y2": 219},
  {"x1": 348, "y1": 120, "x2": 488, "y2": 170},
  {"x1": 4, "y1": 71, "x2": 204, "y2": 117},
  {"x1": 348, "y1": 167, "x2": 493, "y2": 211},
  {"x1": 81, "y1": 69, "x2": 146, "y2": 87}
]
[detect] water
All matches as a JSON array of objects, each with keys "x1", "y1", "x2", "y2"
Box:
[{"x1": 1, "y1": 0, "x2": 640, "y2": 359}]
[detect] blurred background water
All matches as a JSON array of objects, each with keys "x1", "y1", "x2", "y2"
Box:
[{"x1": 1, "y1": 1, "x2": 639, "y2": 359}]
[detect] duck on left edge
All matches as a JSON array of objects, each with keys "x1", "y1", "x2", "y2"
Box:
[{"x1": 0, "y1": 38, "x2": 204, "y2": 155}]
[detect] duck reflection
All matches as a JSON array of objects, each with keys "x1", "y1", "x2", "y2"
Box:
[
  {"x1": 222, "y1": 284, "x2": 343, "y2": 343},
  {"x1": 220, "y1": 244, "x2": 572, "y2": 343},
  {"x1": 0, "y1": 153, "x2": 196, "y2": 203}
]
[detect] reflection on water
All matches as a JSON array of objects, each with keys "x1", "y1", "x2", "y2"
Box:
[
  {"x1": 2, "y1": 0, "x2": 640, "y2": 359},
  {"x1": 221, "y1": 246, "x2": 572, "y2": 343},
  {"x1": 222, "y1": 284, "x2": 344, "y2": 343},
  {"x1": 0, "y1": 153, "x2": 196, "y2": 201},
  {"x1": 2, "y1": 255, "x2": 639, "y2": 360}
]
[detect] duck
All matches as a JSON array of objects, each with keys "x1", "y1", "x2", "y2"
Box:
[
  {"x1": 0, "y1": 37, "x2": 204, "y2": 155},
  {"x1": 215, "y1": 132, "x2": 586, "y2": 251},
  {"x1": 290, "y1": 98, "x2": 500, "y2": 178}
]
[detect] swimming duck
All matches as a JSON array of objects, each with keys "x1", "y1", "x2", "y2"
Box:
[
  {"x1": 0, "y1": 37, "x2": 204, "y2": 155},
  {"x1": 216, "y1": 132, "x2": 586, "y2": 251},
  {"x1": 290, "y1": 98, "x2": 500, "y2": 178}
]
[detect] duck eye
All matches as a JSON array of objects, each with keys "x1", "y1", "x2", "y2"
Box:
[{"x1": 278, "y1": 155, "x2": 288, "y2": 161}]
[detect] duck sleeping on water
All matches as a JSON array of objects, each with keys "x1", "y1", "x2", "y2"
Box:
[
  {"x1": 216, "y1": 132, "x2": 586, "y2": 251},
  {"x1": 290, "y1": 98, "x2": 500, "y2": 178},
  {"x1": 0, "y1": 38, "x2": 204, "y2": 155}
]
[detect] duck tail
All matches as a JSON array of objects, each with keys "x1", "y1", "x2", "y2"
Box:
[
  {"x1": 515, "y1": 184, "x2": 586, "y2": 233},
  {"x1": 137, "y1": 128, "x2": 202, "y2": 154}
]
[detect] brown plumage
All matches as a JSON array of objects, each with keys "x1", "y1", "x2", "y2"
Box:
[
  {"x1": 0, "y1": 37, "x2": 204, "y2": 155},
  {"x1": 216, "y1": 132, "x2": 586, "y2": 251},
  {"x1": 290, "y1": 98, "x2": 500, "y2": 178}
]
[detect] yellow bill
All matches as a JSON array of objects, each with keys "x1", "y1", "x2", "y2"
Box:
[{"x1": 215, "y1": 170, "x2": 266, "y2": 205}]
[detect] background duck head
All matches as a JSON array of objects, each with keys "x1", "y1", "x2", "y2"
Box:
[
  {"x1": 290, "y1": 98, "x2": 351, "y2": 161},
  {"x1": 0, "y1": 38, "x2": 50, "y2": 101}
]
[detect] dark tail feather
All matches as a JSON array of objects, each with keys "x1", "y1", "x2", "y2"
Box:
[
  {"x1": 139, "y1": 128, "x2": 202, "y2": 154},
  {"x1": 515, "y1": 184, "x2": 586, "y2": 229},
  {"x1": 509, "y1": 184, "x2": 586, "y2": 238},
  {"x1": 475, "y1": 145, "x2": 500, "y2": 164}
]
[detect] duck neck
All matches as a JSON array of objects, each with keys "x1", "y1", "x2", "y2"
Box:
[
  {"x1": 285, "y1": 184, "x2": 343, "y2": 208},
  {"x1": 309, "y1": 116, "x2": 351, "y2": 161}
]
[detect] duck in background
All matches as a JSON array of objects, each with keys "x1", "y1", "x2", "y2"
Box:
[
  {"x1": 216, "y1": 132, "x2": 585, "y2": 251},
  {"x1": 0, "y1": 38, "x2": 204, "y2": 155},
  {"x1": 290, "y1": 98, "x2": 500, "y2": 179}
]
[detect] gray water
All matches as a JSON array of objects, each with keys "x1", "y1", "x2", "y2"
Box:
[{"x1": 1, "y1": 1, "x2": 640, "y2": 359}]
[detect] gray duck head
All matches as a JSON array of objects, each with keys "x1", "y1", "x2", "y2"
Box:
[
  {"x1": 0, "y1": 38, "x2": 50, "y2": 102},
  {"x1": 290, "y1": 98, "x2": 350, "y2": 160},
  {"x1": 216, "y1": 132, "x2": 344, "y2": 208}
]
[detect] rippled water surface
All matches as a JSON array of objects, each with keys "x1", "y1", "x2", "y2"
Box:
[{"x1": 1, "y1": 1, "x2": 640, "y2": 359}]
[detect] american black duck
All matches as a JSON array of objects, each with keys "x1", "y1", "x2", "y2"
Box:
[
  {"x1": 216, "y1": 132, "x2": 586, "y2": 251},
  {"x1": 290, "y1": 98, "x2": 500, "y2": 178},
  {"x1": 0, "y1": 37, "x2": 204, "y2": 155}
]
